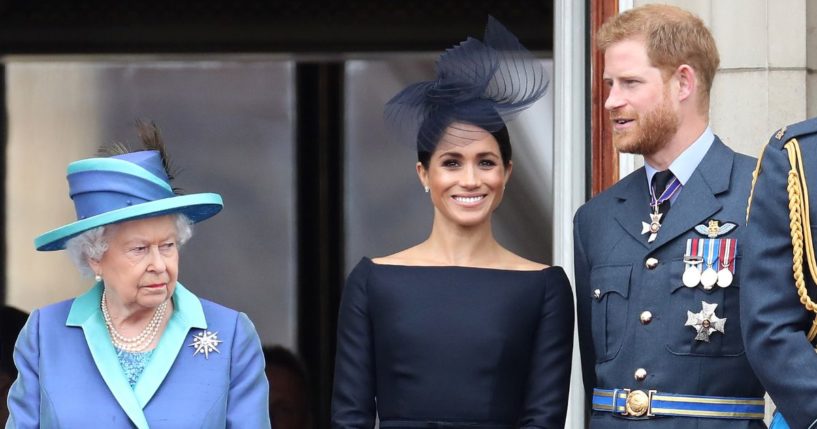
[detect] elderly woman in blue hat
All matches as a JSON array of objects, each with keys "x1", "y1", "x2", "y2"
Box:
[{"x1": 6, "y1": 124, "x2": 271, "y2": 429}]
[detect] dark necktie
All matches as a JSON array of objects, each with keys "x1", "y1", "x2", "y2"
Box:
[{"x1": 651, "y1": 170, "x2": 675, "y2": 216}]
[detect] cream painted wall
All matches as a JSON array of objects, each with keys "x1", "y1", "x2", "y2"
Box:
[{"x1": 5, "y1": 63, "x2": 104, "y2": 311}]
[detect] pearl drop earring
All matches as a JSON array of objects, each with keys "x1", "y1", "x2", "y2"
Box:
[
  {"x1": 424, "y1": 186, "x2": 430, "y2": 193},
  {"x1": 95, "y1": 274, "x2": 102, "y2": 283}
]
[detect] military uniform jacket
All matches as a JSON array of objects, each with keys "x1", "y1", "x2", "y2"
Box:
[
  {"x1": 574, "y1": 137, "x2": 765, "y2": 428},
  {"x1": 741, "y1": 118, "x2": 817, "y2": 429}
]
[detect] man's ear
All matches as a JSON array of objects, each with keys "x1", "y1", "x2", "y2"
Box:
[{"x1": 676, "y1": 64, "x2": 697, "y2": 102}]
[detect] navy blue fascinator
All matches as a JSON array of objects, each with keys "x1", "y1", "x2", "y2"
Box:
[{"x1": 385, "y1": 16, "x2": 549, "y2": 153}]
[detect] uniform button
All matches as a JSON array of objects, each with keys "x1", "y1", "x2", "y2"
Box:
[
  {"x1": 645, "y1": 257, "x2": 659, "y2": 269},
  {"x1": 593, "y1": 289, "x2": 601, "y2": 300},
  {"x1": 634, "y1": 368, "x2": 647, "y2": 381},
  {"x1": 640, "y1": 311, "x2": 653, "y2": 325}
]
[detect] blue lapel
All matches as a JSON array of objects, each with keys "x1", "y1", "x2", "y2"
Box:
[
  {"x1": 611, "y1": 137, "x2": 734, "y2": 250},
  {"x1": 613, "y1": 168, "x2": 652, "y2": 249},
  {"x1": 66, "y1": 282, "x2": 206, "y2": 429},
  {"x1": 66, "y1": 283, "x2": 150, "y2": 429},
  {"x1": 133, "y1": 283, "x2": 206, "y2": 407}
]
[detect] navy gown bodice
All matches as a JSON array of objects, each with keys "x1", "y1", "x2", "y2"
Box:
[{"x1": 331, "y1": 257, "x2": 574, "y2": 429}]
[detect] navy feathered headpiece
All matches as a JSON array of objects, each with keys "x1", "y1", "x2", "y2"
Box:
[{"x1": 385, "y1": 16, "x2": 550, "y2": 152}]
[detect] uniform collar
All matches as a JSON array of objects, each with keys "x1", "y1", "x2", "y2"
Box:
[
  {"x1": 612, "y1": 136, "x2": 734, "y2": 250},
  {"x1": 645, "y1": 126, "x2": 715, "y2": 186}
]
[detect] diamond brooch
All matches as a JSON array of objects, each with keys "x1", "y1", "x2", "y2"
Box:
[{"x1": 188, "y1": 330, "x2": 223, "y2": 359}]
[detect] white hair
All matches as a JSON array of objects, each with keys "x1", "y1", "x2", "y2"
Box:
[{"x1": 66, "y1": 213, "x2": 193, "y2": 278}]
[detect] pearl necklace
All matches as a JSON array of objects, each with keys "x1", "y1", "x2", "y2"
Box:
[{"x1": 101, "y1": 289, "x2": 168, "y2": 353}]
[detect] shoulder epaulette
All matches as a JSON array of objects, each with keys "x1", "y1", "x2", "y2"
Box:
[
  {"x1": 761, "y1": 116, "x2": 817, "y2": 342},
  {"x1": 773, "y1": 117, "x2": 817, "y2": 145},
  {"x1": 747, "y1": 116, "x2": 817, "y2": 222}
]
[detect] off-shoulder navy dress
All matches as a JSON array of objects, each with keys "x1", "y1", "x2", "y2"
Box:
[{"x1": 331, "y1": 257, "x2": 574, "y2": 429}]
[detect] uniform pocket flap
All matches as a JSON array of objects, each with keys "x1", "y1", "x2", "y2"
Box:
[{"x1": 590, "y1": 265, "x2": 632, "y2": 299}]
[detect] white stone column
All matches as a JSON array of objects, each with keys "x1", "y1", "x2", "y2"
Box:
[
  {"x1": 710, "y1": 0, "x2": 808, "y2": 156},
  {"x1": 554, "y1": 0, "x2": 586, "y2": 427}
]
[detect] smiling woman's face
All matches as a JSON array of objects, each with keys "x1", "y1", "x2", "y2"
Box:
[
  {"x1": 89, "y1": 215, "x2": 179, "y2": 311},
  {"x1": 417, "y1": 123, "x2": 512, "y2": 228}
]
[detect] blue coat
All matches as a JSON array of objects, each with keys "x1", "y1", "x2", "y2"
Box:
[
  {"x1": 741, "y1": 117, "x2": 817, "y2": 429},
  {"x1": 574, "y1": 138, "x2": 765, "y2": 428},
  {"x1": 5, "y1": 282, "x2": 271, "y2": 429}
]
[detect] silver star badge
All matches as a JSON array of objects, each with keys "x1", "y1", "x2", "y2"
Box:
[
  {"x1": 641, "y1": 212, "x2": 663, "y2": 242},
  {"x1": 188, "y1": 330, "x2": 222, "y2": 359},
  {"x1": 685, "y1": 301, "x2": 726, "y2": 342}
]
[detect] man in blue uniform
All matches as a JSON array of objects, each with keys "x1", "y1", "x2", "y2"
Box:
[
  {"x1": 574, "y1": 4, "x2": 766, "y2": 427},
  {"x1": 742, "y1": 117, "x2": 817, "y2": 429}
]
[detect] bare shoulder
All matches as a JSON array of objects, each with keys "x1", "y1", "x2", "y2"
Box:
[
  {"x1": 498, "y1": 249, "x2": 549, "y2": 271},
  {"x1": 371, "y1": 246, "x2": 432, "y2": 266}
]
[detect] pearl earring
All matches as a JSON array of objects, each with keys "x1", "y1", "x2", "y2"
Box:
[
  {"x1": 424, "y1": 186, "x2": 430, "y2": 193},
  {"x1": 95, "y1": 274, "x2": 102, "y2": 283}
]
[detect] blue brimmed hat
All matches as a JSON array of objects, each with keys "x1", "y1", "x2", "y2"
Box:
[{"x1": 35, "y1": 149, "x2": 223, "y2": 251}]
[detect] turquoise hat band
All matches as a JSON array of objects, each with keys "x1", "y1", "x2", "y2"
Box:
[
  {"x1": 34, "y1": 193, "x2": 223, "y2": 251},
  {"x1": 68, "y1": 158, "x2": 174, "y2": 194},
  {"x1": 38, "y1": 149, "x2": 222, "y2": 252}
]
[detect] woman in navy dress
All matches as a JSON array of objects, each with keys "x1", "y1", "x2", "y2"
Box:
[{"x1": 331, "y1": 18, "x2": 574, "y2": 429}]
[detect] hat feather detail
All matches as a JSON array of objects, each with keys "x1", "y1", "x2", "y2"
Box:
[{"x1": 136, "y1": 120, "x2": 179, "y2": 186}]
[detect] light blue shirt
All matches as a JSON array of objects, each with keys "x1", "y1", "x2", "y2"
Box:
[{"x1": 645, "y1": 126, "x2": 715, "y2": 203}]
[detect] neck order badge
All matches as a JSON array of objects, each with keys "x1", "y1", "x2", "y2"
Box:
[{"x1": 641, "y1": 173, "x2": 682, "y2": 242}]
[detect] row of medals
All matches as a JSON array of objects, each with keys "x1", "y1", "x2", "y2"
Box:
[{"x1": 682, "y1": 256, "x2": 732, "y2": 289}]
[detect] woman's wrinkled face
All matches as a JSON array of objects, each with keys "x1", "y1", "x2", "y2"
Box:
[
  {"x1": 417, "y1": 123, "x2": 512, "y2": 228},
  {"x1": 89, "y1": 215, "x2": 179, "y2": 310}
]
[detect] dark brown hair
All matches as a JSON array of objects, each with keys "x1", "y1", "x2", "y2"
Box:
[{"x1": 418, "y1": 126, "x2": 511, "y2": 169}]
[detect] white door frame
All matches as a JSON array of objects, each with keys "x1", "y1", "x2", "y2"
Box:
[{"x1": 553, "y1": 0, "x2": 586, "y2": 427}]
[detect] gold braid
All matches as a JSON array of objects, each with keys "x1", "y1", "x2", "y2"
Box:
[
  {"x1": 746, "y1": 143, "x2": 767, "y2": 223},
  {"x1": 784, "y1": 139, "x2": 817, "y2": 341}
]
